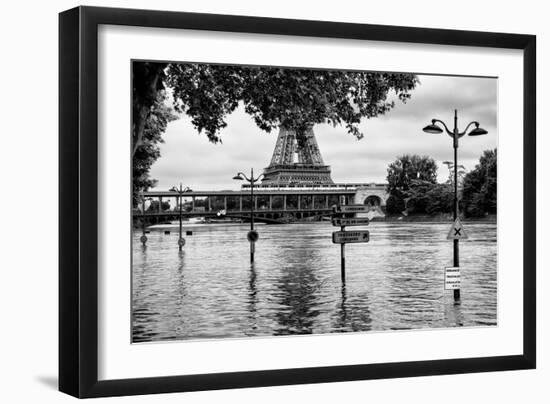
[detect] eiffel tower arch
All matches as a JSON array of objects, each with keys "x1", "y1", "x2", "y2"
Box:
[{"x1": 262, "y1": 126, "x2": 334, "y2": 186}]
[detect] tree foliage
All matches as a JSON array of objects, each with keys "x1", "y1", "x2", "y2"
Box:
[
  {"x1": 385, "y1": 193, "x2": 406, "y2": 215},
  {"x1": 405, "y1": 180, "x2": 453, "y2": 215},
  {"x1": 132, "y1": 62, "x2": 168, "y2": 156},
  {"x1": 386, "y1": 155, "x2": 438, "y2": 193},
  {"x1": 146, "y1": 200, "x2": 171, "y2": 212},
  {"x1": 166, "y1": 64, "x2": 418, "y2": 146},
  {"x1": 384, "y1": 151, "x2": 497, "y2": 217},
  {"x1": 462, "y1": 149, "x2": 497, "y2": 217},
  {"x1": 132, "y1": 62, "x2": 419, "y2": 156},
  {"x1": 132, "y1": 91, "x2": 177, "y2": 206},
  {"x1": 385, "y1": 155, "x2": 439, "y2": 215}
]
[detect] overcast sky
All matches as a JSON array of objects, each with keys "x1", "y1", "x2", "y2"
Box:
[{"x1": 149, "y1": 73, "x2": 497, "y2": 191}]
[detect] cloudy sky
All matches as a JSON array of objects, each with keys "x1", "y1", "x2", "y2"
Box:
[{"x1": 148, "y1": 73, "x2": 497, "y2": 191}]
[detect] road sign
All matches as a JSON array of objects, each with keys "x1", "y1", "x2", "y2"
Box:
[
  {"x1": 444, "y1": 267, "x2": 461, "y2": 290},
  {"x1": 447, "y1": 218, "x2": 468, "y2": 240},
  {"x1": 332, "y1": 217, "x2": 370, "y2": 227},
  {"x1": 332, "y1": 204, "x2": 370, "y2": 214},
  {"x1": 247, "y1": 230, "x2": 259, "y2": 242},
  {"x1": 178, "y1": 238, "x2": 186, "y2": 247},
  {"x1": 332, "y1": 230, "x2": 370, "y2": 244},
  {"x1": 140, "y1": 235, "x2": 147, "y2": 243}
]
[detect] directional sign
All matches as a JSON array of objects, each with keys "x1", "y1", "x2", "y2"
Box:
[
  {"x1": 332, "y1": 217, "x2": 370, "y2": 227},
  {"x1": 447, "y1": 218, "x2": 468, "y2": 240},
  {"x1": 444, "y1": 267, "x2": 461, "y2": 290},
  {"x1": 247, "y1": 230, "x2": 259, "y2": 243},
  {"x1": 332, "y1": 230, "x2": 370, "y2": 244},
  {"x1": 332, "y1": 204, "x2": 370, "y2": 214}
]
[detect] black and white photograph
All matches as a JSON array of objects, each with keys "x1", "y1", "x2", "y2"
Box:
[
  {"x1": 0, "y1": 0, "x2": 543, "y2": 401},
  {"x1": 131, "y1": 61, "x2": 497, "y2": 343}
]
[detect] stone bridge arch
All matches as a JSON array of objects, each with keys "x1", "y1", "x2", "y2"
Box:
[{"x1": 353, "y1": 185, "x2": 389, "y2": 207}]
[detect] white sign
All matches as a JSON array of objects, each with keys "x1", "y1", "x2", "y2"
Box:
[
  {"x1": 447, "y1": 218, "x2": 468, "y2": 240},
  {"x1": 333, "y1": 204, "x2": 370, "y2": 213},
  {"x1": 444, "y1": 267, "x2": 461, "y2": 290},
  {"x1": 332, "y1": 217, "x2": 370, "y2": 227},
  {"x1": 332, "y1": 230, "x2": 370, "y2": 244}
]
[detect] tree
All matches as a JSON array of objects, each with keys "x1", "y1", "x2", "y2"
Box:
[
  {"x1": 133, "y1": 62, "x2": 168, "y2": 157},
  {"x1": 146, "y1": 200, "x2": 171, "y2": 213},
  {"x1": 386, "y1": 155, "x2": 438, "y2": 193},
  {"x1": 385, "y1": 155, "x2": 438, "y2": 215},
  {"x1": 166, "y1": 64, "x2": 418, "y2": 145},
  {"x1": 462, "y1": 149, "x2": 497, "y2": 217},
  {"x1": 132, "y1": 91, "x2": 177, "y2": 206},
  {"x1": 132, "y1": 62, "x2": 419, "y2": 154},
  {"x1": 385, "y1": 193, "x2": 406, "y2": 215},
  {"x1": 404, "y1": 179, "x2": 453, "y2": 215}
]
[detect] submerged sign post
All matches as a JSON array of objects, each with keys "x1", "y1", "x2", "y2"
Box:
[
  {"x1": 446, "y1": 218, "x2": 467, "y2": 298},
  {"x1": 332, "y1": 217, "x2": 370, "y2": 227},
  {"x1": 331, "y1": 205, "x2": 370, "y2": 282},
  {"x1": 447, "y1": 218, "x2": 468, "y2": 240},
  {"x1": 332, "y1": 230, "x2": 370, "y2": 243},
  {"x1": 444, "y1": 267, "x2": 461, "y2": 290},
  {"x1": 333, "y1": 204, "x2": 371, "y2": 214}
]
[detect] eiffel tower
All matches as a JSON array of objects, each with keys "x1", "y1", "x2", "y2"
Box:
[{"x1": 262, "y1": 126, "x2": 334, "y2": 185}]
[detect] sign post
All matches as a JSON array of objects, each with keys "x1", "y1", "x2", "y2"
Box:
[
  {"x1": 340, "y1": 225, "x2": 345, "y2": 281},
  {"x1": 332, "y1": 217, "x2": 370, "y2": 227},
  {"x1": 444, "y1": 267, "x2": 461, "y2": 290},
  {"x1": 331, "y1": 205, "x2": 370, "y2": 282},
  {"x1": 446, "y1": 218, "x2": 467, "y2": 299},
  {"x1": 247, "y1": 230, "x2": 259, "y2": 262},
  {"x1": 141, "y1": 193, "x2": 147, "y2": 246},
  {"x1": 333, "y1": 205, "x2": 371, "y2": 214}
]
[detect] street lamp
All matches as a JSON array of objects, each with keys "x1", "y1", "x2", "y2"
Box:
[
  {"x1": 139, "y1": 192, "x2": 153, "y2": 246},
  {"x1": 169, "y1": 183, "x2": 192, "y2": 251},
  {"x1": 233, "y1": 168, "x2": 264, "y2": 262},
  {"x1": 423, "y1": 109, "x2": 488, "y2": 301}
]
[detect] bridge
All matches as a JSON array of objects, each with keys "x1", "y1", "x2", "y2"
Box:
[{"x1": 134, "y1": 183, "x2": 389, "y2": 224}]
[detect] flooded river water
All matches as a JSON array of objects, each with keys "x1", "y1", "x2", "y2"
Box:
[{"x1": 132, "y1": 222, "x2": 497, "y2": 342}]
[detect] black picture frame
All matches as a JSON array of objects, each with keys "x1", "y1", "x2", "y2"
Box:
[{"x1": 59, "y1": 6, "x2": 536, "y2": 398}]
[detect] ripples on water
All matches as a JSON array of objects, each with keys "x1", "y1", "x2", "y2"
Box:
[{"x1": 132, "y1": 222, "x2": 497, "y2": 342}]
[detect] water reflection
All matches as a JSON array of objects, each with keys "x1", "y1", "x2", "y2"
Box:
[
  {"x1": 332, "y1": 285, "x2": 373, "y2": 333},
  {"x1": 132, "y1": 222, "x2": 497, "y2": 342},
  {"x1": 273, "y1": 237, "x2": 323, "y2": 335},
  {"x1": 246, "y1": 263, "x2": 258, "y2": 335}
]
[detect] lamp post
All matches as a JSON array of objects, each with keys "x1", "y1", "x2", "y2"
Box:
[
  {"x1": 423, "y1": 109, "x2": 488, "y2": 301},
  {"x1": 139, "y1": 192, "x2": 153, "y2": 246},
  {"x1": 233, "y1": 168, "x2": 264, "y2": 262},
  {"x1": 169, "y1": 183, "x2": 192, "y2": 251}
]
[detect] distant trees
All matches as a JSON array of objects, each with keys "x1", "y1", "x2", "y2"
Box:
[
  {"x1": 385, "y1": 155, "x2": 438, "y2": 214},
  {"x1": 146, "y1": 200, "x2": 171, "y2": 212},
  {"x1": 461, "y1": 149, "x2": 497, "y2": 217},
  {"x1": 404, "y1": 180, "x2": 453, "y2": 215},
  {"x1": 384, "y1": 150, "x2": 497, "y2": 217}
]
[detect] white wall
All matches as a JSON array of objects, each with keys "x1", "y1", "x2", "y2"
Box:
[{"x1": 0, "y1": 0, "x2": 546, "y2": 402}]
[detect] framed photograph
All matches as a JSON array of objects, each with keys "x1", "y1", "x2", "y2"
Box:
[{"x1": 59, "y1": 6, "x2": 536, "y2": 398}]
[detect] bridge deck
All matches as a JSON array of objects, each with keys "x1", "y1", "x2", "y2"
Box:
[
  {"x1": 135, "y1": 207, "x2": 335, "y2": 217},
  {"x1": 142, "y1": 189, "x2": 359, "y2": 197}
]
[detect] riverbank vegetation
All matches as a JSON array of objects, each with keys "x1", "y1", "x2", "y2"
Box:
[{"x1": 385, "y1": 149, "x2": 497, "y2": 218}]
